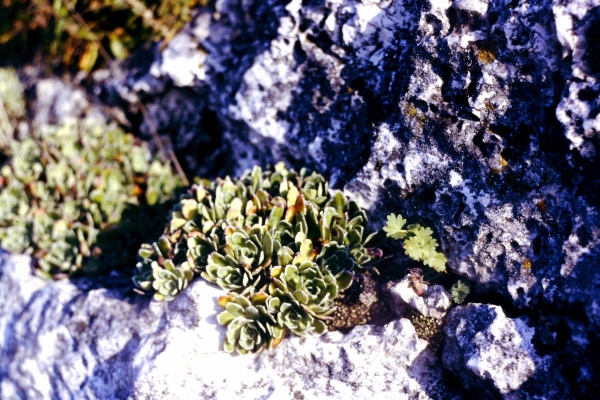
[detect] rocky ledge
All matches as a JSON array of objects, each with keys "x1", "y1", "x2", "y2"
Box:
[
  {"x1": 0, "y1": 251, "x2": 458, "y2": 399},
  {"x1": 2, "y1": 0, "x2": 600, "y2": 397}
]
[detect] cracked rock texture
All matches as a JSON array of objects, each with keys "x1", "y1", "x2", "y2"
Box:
[
  {"x1": 442, "y1": 303, "x2": 564, "y2": 398},
  {"x1": 96, "y1": 0, "x2": 599, "y2": 392},
  {"x1": 0, "y1": 251, "x2": 457, "y2": 400},
  {"x1": 94, "y1": 0, "x2": 600, "y2": 391},
  {"x1": 2, "y1": 0, "x2": 600, "y2": 397},
  {"x1": 442, "y1": 303, "x2": 570, "y2": 399},
  {"x1": 385, "y1": 276, "x2": 452, "y2": 319},
  {"x1": 95, "y1": 0, "x2": 600, "y2": 319}
]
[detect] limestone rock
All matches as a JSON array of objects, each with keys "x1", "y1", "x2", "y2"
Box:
[
  {"x1": 0, "y1": 252, "x2": 458, "y2": 400},
  {"x1": 384, "y1": 276, "x2": 452, "y2": 319},
  {"x1": 442, "y1": 303, "x2": 569, "y2": 399},
  {"x1": 92, "y1": 0, "x2": 600, "y2": 320},
  {"x1": 32, "y1": 78, "x2": 91, "y2": 127},
  {"x1": 554, "y1": 0, "x2": 600, "y2": 160},
  {"x1": 5, "y1": 0, "x2": 600, "y2": 395}
]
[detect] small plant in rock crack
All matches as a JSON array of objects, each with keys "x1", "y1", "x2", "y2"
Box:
[
  {"x1": 451, "y1": 279, "x2": 470, "y2": 304},
  {"x1": 383, "y1": 213, "x2": 447, "y2": 272},
  {"x1": 0, "y1": 114, "x2": 183, "y2": 278},
  {"x1": 384, "y1": 213, "x2": 473, "y2": 304},
  {"x1": 134, "y1": 163, "x2": 385, "y2": 354}
]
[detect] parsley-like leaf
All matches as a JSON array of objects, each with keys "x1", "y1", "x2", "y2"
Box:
[
  {"x1": 383, "y1": 213, "x2": 408, "y2": 239},
  {"x1": 384, "y1": 213, "x2": 447, "y2": 272},
  {"x1": 425, "y1": 251, "x2": 447, "y2": 272},
  {"x1": 404, "y1": 226, "x2": 436, "y2": 260}
]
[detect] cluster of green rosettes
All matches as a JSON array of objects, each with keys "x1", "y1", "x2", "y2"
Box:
[
  {"x1": 134, "y1": 164, "x2": 384, "y2": 353},
  {"x1": 0, "y1": 118, "x2": 182, "y2": 278}
]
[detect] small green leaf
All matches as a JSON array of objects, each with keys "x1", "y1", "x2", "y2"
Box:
[
  {"x1": 425, "y1": 251, "x2": 447, "y2": 272},
  {"x1": 382, "y1": 213, "x2": 407, "y2": 239},
  {"x1": 293, "y1": 289, "x2": 309, "y2": 304},
  {"x1": 109, "y1": 33, "x2": 129, "y2": 60},
  {"x1": 336, "y1": 271, "x2": 353, "y2": 291},
  {"x1": 451, "y1": 280, "x2": 470, "y2": 304},
  {"x1": 277, "y1": 246, "x2": 294, "y2": 267},
  {"x1": 217, "y1": 311, "x2": 235, "y2": 325}
]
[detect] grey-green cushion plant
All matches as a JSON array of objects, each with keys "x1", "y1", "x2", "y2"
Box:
[
  {"x1": 0, "y1": 116, "x2": 183, "y2": 278},
  {"x1": 135, "y1": 163, "x2": 384, "y2": 353}
]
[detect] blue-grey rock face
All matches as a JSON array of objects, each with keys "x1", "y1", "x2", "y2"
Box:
[
  {"x1": 2, "y1": 0, "x2": 599, "y2": 397},
  {"x1": 105, "y1": 0, "x2": 599, "y2": 386},
  {"x1": 102, "y1": 0, "x2": 599, "y2": 317}
]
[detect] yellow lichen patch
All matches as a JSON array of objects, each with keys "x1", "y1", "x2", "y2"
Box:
[
  {"x1": 523, "y1": 259, "x2": 532, "y2": 270},
  {"x1": 536, "y1": 200, "x2": 547, "y2": 212},
  {"x1": 499, "y1": 156, "x2": 509, "y2": 168},
  {"x1": 401, "y1": 102, "x2": 427, "y2": 132},
  {"x1": 406, "y1": 103, "x2": 419, "y2": 117},
  {"x1": 477, "y1": 42, "x2": 498, "y2": 64},
  {"x1": 478, "y1": 49, "x2": 497, "y2": 64}
]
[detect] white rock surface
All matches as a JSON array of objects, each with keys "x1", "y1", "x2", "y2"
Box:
[
  {"x1": 384, "y1": 276, "x2": 452, "y2": 319},
  {"x1": 442, "y1": 303, "x2": 568, "y2": 398},
  {"x1": 0, "y1": 251, "x2": 456, "y2": 400}
]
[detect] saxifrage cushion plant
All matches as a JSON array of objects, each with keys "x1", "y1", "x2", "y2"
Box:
[
  {"x1": 134, "y1": 163, "x2": 385, "y2": 353},
  {"x1": 0, "y1": 116, "x2": 183, "y2": 278}
]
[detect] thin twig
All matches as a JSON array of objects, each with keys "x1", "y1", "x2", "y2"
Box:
[{"x1": 62, "y1": 0, "x2": 189, "y2": 186}]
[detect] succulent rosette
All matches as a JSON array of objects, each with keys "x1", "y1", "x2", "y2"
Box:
[
  {"x1": 266, "y1": 287, "x2": 327, "y2": 336},
  {"x1": 135, "y1": 163, "x2": 384, "y2": 353},
  {"x1": 151, "y1": 259, "x2": 193, "y2": 301},
  {"x1": 274, "y1": 261, "x2": 341, "y2": 317},
  {"x1": 217, "y1": 292, "x2": 284, "y2": 354}
]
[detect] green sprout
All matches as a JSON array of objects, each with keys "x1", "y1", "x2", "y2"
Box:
[{"x1": 451, "y1": 280, "x2": 470, "y2": 304}]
